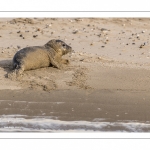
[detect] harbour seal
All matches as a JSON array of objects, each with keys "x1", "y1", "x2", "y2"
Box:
[{"x1": 9, "y1": 39, "x2": 72, "y2": 77}]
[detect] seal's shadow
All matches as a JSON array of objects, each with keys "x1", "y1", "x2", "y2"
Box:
[{"x1": 0, "y1": 59, "x2": 13, "y2": 74}]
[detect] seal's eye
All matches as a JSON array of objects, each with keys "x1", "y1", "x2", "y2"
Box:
[{"x1": 62, "y1": 44, "x2": 66, "y2": 48}]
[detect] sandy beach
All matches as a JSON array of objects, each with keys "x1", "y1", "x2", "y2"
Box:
[{"x1": 0, "y1": 18, "x2": 150, "y2": 132}]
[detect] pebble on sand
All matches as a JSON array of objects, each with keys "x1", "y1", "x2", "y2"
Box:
[
  {"x1": 72, "y1": 30, "x2": 78, "y2": 34},
  {"x1": 139, "y1": 45, "x2": 143, "y2": 48},
  {"x1": 33, "y1": 35, "x2": 38, "y2": 38},
  {"x1": 90, "y1": 43, "x2": 94, "y2": 45},
  {"x1": 17, "y1": 46, "x2": 21, "y2": 49}
]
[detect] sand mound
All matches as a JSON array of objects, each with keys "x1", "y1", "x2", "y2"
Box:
[{"x1": 9, "y1": 18, "x2": 35, "y2": 24}]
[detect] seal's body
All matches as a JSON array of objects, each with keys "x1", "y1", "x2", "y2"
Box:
[{"x1": 12, "y1": 39, "x2": 72, "y2": 76}]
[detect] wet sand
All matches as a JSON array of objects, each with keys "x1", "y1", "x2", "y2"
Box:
[{"x1": 0, "y1": 18, "x2": 150, "y2": 132}]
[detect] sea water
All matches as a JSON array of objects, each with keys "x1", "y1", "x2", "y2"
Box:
[{"x1": 0, "y1": 115, "x2": 150, "y2": 132}]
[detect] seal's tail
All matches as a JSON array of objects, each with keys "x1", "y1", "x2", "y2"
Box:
[{"x1": 13, "y1": 62, "x2": 18, "y2": 70}]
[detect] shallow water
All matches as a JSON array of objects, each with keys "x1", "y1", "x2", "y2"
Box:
[
  {"x1": 1, "y1": 115, "x2": 150, "y2": 132},
  {"x1": 1, "y1": 89, "x2": 150, "y2": 132}
]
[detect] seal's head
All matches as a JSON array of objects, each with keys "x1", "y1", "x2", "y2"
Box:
[{"x1": 45, "y1": 39, "x2": 72, "y2": 55}]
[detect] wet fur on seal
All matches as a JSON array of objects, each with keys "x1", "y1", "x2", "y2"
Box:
[{"x1": 12, "y1": 39, "x2": 72, "y2": 76}]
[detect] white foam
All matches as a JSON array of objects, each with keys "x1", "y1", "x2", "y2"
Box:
[{"x1": 0, "y1": 115, "x2": 150, "y2": 132}]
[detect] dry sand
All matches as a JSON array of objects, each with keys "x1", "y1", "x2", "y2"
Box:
[{"x1": 0, "y1": 18, "x2": 150, "y2": 132}]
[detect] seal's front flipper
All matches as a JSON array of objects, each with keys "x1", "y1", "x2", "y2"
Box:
[
  {"x1": 61, "y1": 59, "x2": 69, "y2": 65},
  {"x1": 50, "y1": 58, "x2": 62, "y2": 69}
]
